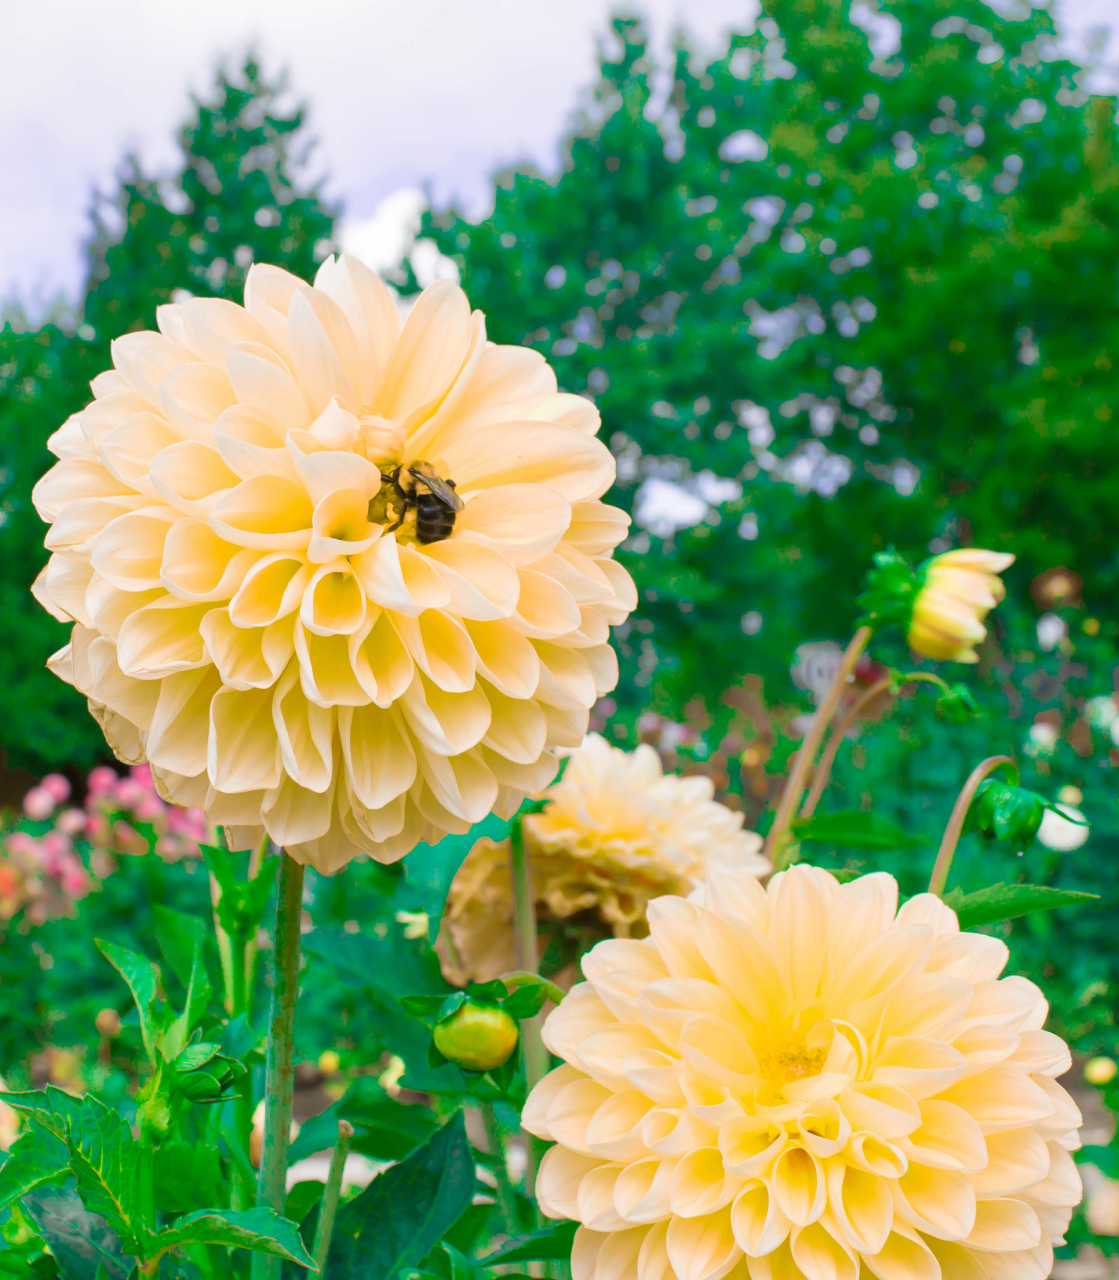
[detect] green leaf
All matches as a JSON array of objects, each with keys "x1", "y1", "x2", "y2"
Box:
[
  {"x1": 152, "y1": 1141, "x2": 222, "y2": 1214},
  {"x1": 152, "y1": 1206, "x2": 314, "y2": 1266},
  {"x1": 326, "y1": 1112, "x2": 474, "y2": 1280},
  {"x1": 500, "y1": 985, "x2": 547, "y2": 1021},
  {"x1": 151, "y1": 907, "x2": 208, "y2": 990},
  {"x1": 94, "y1": 940, "x2": 162, "y2": 1062},
  {"x1": 284, "y1": 1181, "x2": 324, "y2": 1230},
  {"x1": 0, "y1": 1088, "x2": 140, "y2": 1251},
  {"x1": 790, "y1": 811, "x2": 922, "y2": 851},
  {"x1": 480, "y1": 1221, "x2": 579, "y2": 1265},
  {"x1": 0, "y1": 1127, "x2": 69, "y2": 1212},
  {"x1": 403, "y1": 816, "x2": 511, "y2": 918},
  {"x1": 288, "y1": 1078, "x2": 436, "y2": 1165},
  {"x1": 20, "y1": 1186, "x2": 133, "y2": 1280},
  {"x1": 942, "y1": 883, "x2": 1100, "y2": 929}
]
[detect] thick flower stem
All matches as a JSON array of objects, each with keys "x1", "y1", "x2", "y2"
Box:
[
  {"x1": 766, "y1": 625, "x2": 872, "y2": 870},
  {"x1": 312, "y1": 1120, "x2": 353, "y2": 1274},
  {"x1": 508, "y1": 817, "x2": 549, "y2": 1220},
  {"x1": 480, "y1": 1103, "x2": 519, "y2": 1233},
  {"x1": 929, "y1": 755, "x2": 1018, "y2": 896},
  {"x1": 253, "y1": 850, "x2": 305, "y2": 1280}
]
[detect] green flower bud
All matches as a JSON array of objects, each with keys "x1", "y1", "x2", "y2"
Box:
[
  {"x1": 936, "y1": 684, "x2": 979, "y2": 725},
  {"x1": 432, "y1": 1000, "x2": 519, "y2": 1073},
  {"x1": 965, "y1": 780, "x2": 1044, "y2": 851}
]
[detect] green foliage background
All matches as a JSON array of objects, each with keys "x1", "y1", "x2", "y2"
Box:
[{"x1": 1, "y1": 3, "x2": 1119, "y2": 1265}]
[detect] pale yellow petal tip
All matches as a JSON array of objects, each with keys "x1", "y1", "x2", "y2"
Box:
[
  {"x1": 439, "y1": 733, "x2": 766, "y2": 985},
  {"x1": 529, "y1": 862, "x2": 1078, "y2": 1276},
  {"x1": 33, "y1": 262, "x2": 637, "y2": 873}
]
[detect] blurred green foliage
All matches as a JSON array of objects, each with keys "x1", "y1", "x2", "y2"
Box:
[
  {"x1": 423, "y1": 0, "x2": 1119, "y2": 720},
  {"x1": 0, "y1": 58, "x2": 336, "y2": 773}
]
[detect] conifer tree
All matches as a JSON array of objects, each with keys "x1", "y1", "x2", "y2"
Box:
[{"x1": 0, "y1": 57, "x2": 336, "y2": 772}]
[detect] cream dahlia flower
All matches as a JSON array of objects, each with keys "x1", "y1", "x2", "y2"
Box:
[
  {"x1": 439, "y1": 734, "x2": 768, "y2": 984},
  {"x1": 32, "y1": 259, "x2": 635, "y2": 871},
  {"x1": 909, "y1": 550, "x2": 1014, "y2": 664},
  {"x1": 524, "y1": 864, "x2": 1082, "y2": 1280}
]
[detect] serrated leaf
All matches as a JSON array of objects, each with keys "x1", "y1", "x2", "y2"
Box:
[
  {"x1": 790, "y1": 811, "x2": 922, "y2": 851},
  {"x1": 942, "y1": 882, "x2": 1100, "y2": 929},
  {"x1": 326, "y1": 1112, "x2": 474, "y2": 1280},
  {"x1": 152, "y1": 1206, "x2": 314, "y2": 1266},
  {"x1": 480, "y1": 1221, "x2": 579, "y2": 1265},
  {"x1": 1, "y1": 1088, "x2": 140, "y2": 1250},
  {"x1": 95, "y1": 940, "x2": 162, "y2": 1062},
  {"x1": 0, "y1": 1127, "x2": 69, "y2": 1212},
  {"x1": 20, "y1": 1186, "x2": 133, "y2": 1280}
]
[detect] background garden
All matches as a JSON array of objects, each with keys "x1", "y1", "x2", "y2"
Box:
[{"x1": 2, "y1": 0, "x2": 1118, "y2": 1273}]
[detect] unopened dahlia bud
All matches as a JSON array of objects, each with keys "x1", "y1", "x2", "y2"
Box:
[
  {"x1": 31, "y1": 257, "x2": 636, "y2": 872},
  {"x1": 966, "y1": 778, "x2": 1045, "y2": 851},
  {"x1": 432, "y1": 999, "x2": 519, "y2": 1073},
  {"x1": 526, "y1": 865, "x2": 1081, "y2": 1280},
  {"x1": 909, "y1": 548, "x2": 1014, "y2": 663}
]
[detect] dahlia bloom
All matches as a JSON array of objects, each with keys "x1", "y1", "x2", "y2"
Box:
[
  {"x1": 909, "y1": 550, "x2": 1014, "y2": 664},
  {"x1": 439, "y1": 734, "x2": 768, "y2": 984},
  {"x1": 524, "y1": 865, "x2": 1081, "y2": 1280},
  {"x1": 32, "y1": 258, "x2": 635, "y2": 871}
]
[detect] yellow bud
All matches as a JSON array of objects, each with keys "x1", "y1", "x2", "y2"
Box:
[
  {"x1": 1085, "y1": 1056, "x2": 1118, "y2": 1086},
  {"x1": 908, "y1": 549, "x2": 1014, "y2": 663},
  {"x1": 95, "y1": 1009, "x2": 121, "y2": 1038},
  {"x1": 433, "y1": 1001, "x2": 519, "y2": 1073},
  {"x1": 318, "y1": 1049, "x2": 341, "y2": 1076}
]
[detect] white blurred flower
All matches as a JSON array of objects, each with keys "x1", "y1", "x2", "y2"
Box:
[
  {"x1": 1026, "y1": 722, "x2": 1059, "y2": 758},
  {"x1": 1037, "y1": 803, "x2": 1089, "y2": 852},
  {"x1": 1085, "y1": 695, "x2": 1119, "y2": 732},
  {"x1": 1087, "y1": 1177, "x2": 1119, "y2": 1235}
]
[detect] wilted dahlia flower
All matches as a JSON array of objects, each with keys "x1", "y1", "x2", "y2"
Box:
[
  {"x1": 909, "y1": 549, "x2": 1014, "y2": 664},
  {"x1": 439, "y1": 734, "x2": 768, "y2": 984},
  {"x1": 32, "y1": 258, "x2": 635, "y2": 871},
  {"x1": 524, "y1": 865, "x2": 1081, "y2": 1280}
]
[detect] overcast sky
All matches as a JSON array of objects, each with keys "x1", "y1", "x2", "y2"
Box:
[{"x1": 1, "y1": 0, "x2": 1115, "y2": 311}]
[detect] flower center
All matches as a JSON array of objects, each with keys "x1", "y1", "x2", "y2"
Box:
[{"x1": 765, "y1": 1044, "x2": 826, "y2": 1086}]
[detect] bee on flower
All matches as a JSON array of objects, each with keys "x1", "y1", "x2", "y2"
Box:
[
  {"x1": 32, "y1": 259, "x2": 635, "y2": 872},
  {"x1": 438, "y1": 734, "x2": 768, "y2": 985}
]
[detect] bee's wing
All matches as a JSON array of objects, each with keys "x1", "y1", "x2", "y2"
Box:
[{"x1": 411, "y1": 468, "x2": 464, "y2": 511}]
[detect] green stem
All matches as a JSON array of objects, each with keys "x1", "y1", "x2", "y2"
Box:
[
  {"x1": 508, "y1": 818, "x2": 548, "y2": 1222},
  {"x1": 765, "y1": 625, "x2": 873, "y2": 870},
  {"x1": 312, "y1": 1120, "x2": 353, "y2": 1274},
  {"x1": 799, "y1": 676, "x2": 894, "y2": 821},
  {"x1": 928, "y1": 755, "x2": 1018, "y2": 896},
  {"x1": 253, "y1": 850, "x2": 305, "y2": 1280},
  {"x1": 480, "y1": 1103, "x2": 518, "y2": 1233}
]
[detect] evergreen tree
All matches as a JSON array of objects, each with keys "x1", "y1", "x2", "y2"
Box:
[
  {"x1": 0, "y1": 57, "x2": 336, "y2": 773},
  {"x1": 424, "y1": 3, "x2": 1119, "y2": 723}
]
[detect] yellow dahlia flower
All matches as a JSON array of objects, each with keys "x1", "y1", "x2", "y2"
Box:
[
  {"x1": 524, "y1": 864, "x2": 1081, "y2": 1280},
  {"x1": 439, "y1": 734, "x2": 768, "y2": 984},
  {"x1": 32, "y1": 258, "x2": 635, "y2": 871},
  {"x1": 909, "y1": 549, "x2": 1014, "y2": 664}
]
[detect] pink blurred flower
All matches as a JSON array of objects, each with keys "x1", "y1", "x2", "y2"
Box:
[
  {"x1": 56, "y1": 809, "x2": 86, "y2": 837},
  {"x1": 40, "y1": 774, "x2": 71, "y2": 805},
  {"x1": 22, "y1": 788, "x2": 55, "y2": 821},
  {"x1": 87, "y1": 767, "x2": 118, "y2": 798},
  {"x1": 60, "y1": 859, "x2": 90, "y2": 898}
]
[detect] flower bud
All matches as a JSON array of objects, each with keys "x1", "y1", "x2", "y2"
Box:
[
  {"x1": 965, "y1": 779, "x2": 1044, "y2": 851},
  {"x1": 935, "y1": 684, "x2": 979, "y2": 724},
  {"x1": 318, "y1": 1049, "x2": 341, "y2": 1076},
  {"x1": 432, "y1": 1000, "x2": 519, "y2": 1073},
  {"x1": 1085, "y1": 1056, "x2": 1118, "y2": 1086},
  {"x1": 909, "y1": 550, "x2": 1014, "y2": 663},
  {"x1": 95, "y1": 1008, "x2": 121, "y2": 1038}
]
